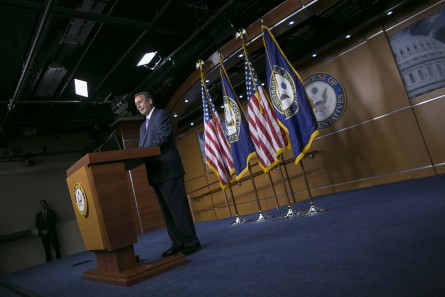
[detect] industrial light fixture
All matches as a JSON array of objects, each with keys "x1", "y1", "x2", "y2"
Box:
[
  {"x1": 137, "y1": 52, "x2": 162, "y2": 69},
  {"x1": 74, "y1": 79, "x2": 88, "y2": 97},
  {"x1": 36, "y1": 64, "x2": 67, "y2": 97}
]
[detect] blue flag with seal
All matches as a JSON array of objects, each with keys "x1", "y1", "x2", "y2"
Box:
[
  {"x1": 262, "y1": 25, "x2": 319, "y2": 165},
  {"x1": 220, "y1": 58, "x2": 256, "y2": 180}
]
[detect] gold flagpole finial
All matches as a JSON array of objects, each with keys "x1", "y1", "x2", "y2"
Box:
[
  {"x1": 196, "y1": 60, "x2": 205, "y2": 70},
  {"x1": 235, "y1": 29, "x2": 247, "y2": 40},
  {"x1": 218, "y1": 51, "x2": 225, "y2": 63}
]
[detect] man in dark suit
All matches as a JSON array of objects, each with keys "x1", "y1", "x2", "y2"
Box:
[
  {"x1": 35, "y1": 200, "x2": 61, "y2": 262},
  {"x1": 134, "y1": 91, "x2": 201, "y2": 257}
]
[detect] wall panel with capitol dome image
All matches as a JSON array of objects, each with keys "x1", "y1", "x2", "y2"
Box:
[
  {"x1": 385, "y1": 0, "x2": 445, "y2": 175},
  {"x1": 296, "y1": 1, "x2": 444, "y2": 195},
  {"x1": 178, "y1": 1, "x2": 445, "y2": 221},
  {"x1": 387, "y1": 5, "x2": 445, "y2": 99}
]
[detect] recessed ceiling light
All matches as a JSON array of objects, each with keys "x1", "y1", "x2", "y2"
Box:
[
  {"x1": 173, "y1": 113, "x2": 178, "y2": 118},
  {"x1": 184, "y1": 99, "x2": 189, "y2": 103},
  {"x1": 387, "y1": 11, "x2": 393, "y2": 16},
  {"x1": 239, "y1": 95, "x2": 243, "y2": 98},
  {"x1": 238, "y1": 53, "x2": 243, "y2": 58},
  {"x1": 312, "y1": 53, "x2": 317, "y2": 58},
  {"x1": 190, "y1": 122, "x2": 194, "y2": 126},
  {"x1": 205, "y1": 79, "x2": 210, "y2": 83},
  {"x1": 74, "y1": 79, "x2": 88, "y2": 97},
  {"x1": 288, "y1": 20, "x2": 295, "y2": 25},
  {"x1": 345, "y1": 34, "x2": 351, "y2": 39}
]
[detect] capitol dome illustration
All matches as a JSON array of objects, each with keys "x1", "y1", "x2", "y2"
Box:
[{"x1": 391, "y1": 31, "x2": 445, "y2": 98}]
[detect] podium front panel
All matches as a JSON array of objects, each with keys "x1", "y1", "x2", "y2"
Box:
[
  {"x1": 67, "y1": 165, "x2": 107, "y2": 250},
  {"x1": 89, "y1": 162, "x2": 137, "y2": 249}
]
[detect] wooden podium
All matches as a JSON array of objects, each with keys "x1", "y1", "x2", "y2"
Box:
[{"x1": 66, "y1": 147, "x2": 187, "y2": 286}]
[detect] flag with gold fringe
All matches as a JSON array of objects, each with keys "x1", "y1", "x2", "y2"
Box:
[
  {"x1": 262, "y1": 25, "x2": 319, "y2": 165},
  {"x1": 220, "y1": 58, "x2": 256, "y2": 180}
]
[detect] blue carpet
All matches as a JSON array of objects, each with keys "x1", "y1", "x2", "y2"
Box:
[{"x1": 1, "y1": 174, "x2": 445, "y2": 297}]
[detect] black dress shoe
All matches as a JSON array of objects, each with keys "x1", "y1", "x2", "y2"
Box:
[
  {"x1": 180, "y1": 243, "x2": 201, "y2": 255},
  {"x1": 162, "y1": 246, "x2": 182, "y2": 258}
]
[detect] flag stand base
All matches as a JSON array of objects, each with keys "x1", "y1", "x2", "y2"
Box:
[
  {"x1": 281, "y1": 206, "x2": 303, "y2": 219},
  {"x1": 230, "y1": 215, "x2": 247, "y2": 225},
  {"x1": 302, "y1": 202, "x2": 327, "y2": 216},
  {"x1": 254, "y1": 211, "x2": 272, "y2": 222}
]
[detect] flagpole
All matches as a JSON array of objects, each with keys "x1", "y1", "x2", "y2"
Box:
[
  {"x1": 299, "y1": 152, "x2": 327, "y2": 216},
  {"x1": 261, "y1": 24, "x2": 297, "y2": 216},
  {"x1": 222, "y1": 188, "x2": 232, "y2": 217},
  {"x1": 237, "y1": 28, "x2": 284, "y2": 212},
  {"x1": 276, "y1": 161, "x2": 302, "y2": 219},
  {"x1": 248, "y1": 163, "x2": 271, "y2": 222},
  {"x1": 279, "y1": 155, "x2": 296, "y2": 204},
  {"x1": 227, "y1": 181, "x2": 247, "y2": 225},
  {"x1": 196, "y1": 59, "x2": 244, "y2": 224},
  {"x1": 266, "y1": 171, "x2": 280, "y2": 209}
]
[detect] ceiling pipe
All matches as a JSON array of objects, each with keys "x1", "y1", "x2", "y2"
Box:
[
  {"x1": 0, "y1": 0, "x2": 55, "y2": 134},
  {"x1": 73, "y1": 0, "x2": 176, "y2": 126},
  {"x1": 91, "y1": 0, "x2": 175, "y2": 98},
  {"x1": 131, "y1": 0, "x2": 235, "y2": 97},
  {"x1": 43, "y1": 0, "x2": 123, "y2": 121},
  {"x1": 0, "y1": 0, "x2": 184, "y2": 36},
  {"x1": 1, "y1": 100, "x2": 85, "y2": 104}
]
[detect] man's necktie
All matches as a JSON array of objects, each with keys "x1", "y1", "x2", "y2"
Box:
[{"x1": 145, "y1": 117, "x2": 149, "y2": 130}]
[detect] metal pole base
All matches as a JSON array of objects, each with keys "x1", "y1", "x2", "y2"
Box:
[
  {"x1": 254, "y1": 211, "x2": 272, "y2": 222},
  {"x1": 302, "y1": 202, "x2": 327, "y2": 216},
  {"x1": 281, "y1": 206, "x2": 304, "y2": 219},
  {"x1": 230, "y1": 215, "x2": 247, "y2": 225}
]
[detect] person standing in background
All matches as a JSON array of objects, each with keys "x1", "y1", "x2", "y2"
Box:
[
  {"x1": 134, "y1": 91, "x2": 201, "y2": 257},
  {"x1": 35, "y1": 200, "x2": 61, "y2": 262}
]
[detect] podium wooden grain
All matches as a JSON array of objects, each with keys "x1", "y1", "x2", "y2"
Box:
[{"x1": 66, "y1": 147, "x2": 187, "y2": 286}]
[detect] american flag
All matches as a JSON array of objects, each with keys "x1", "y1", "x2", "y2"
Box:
[
  {"x1": 245, "y1": 56, "x2": 289, "y2": 173},
  {"x1": 201, "y1": 75, "x2": 234, "y2": 188}
]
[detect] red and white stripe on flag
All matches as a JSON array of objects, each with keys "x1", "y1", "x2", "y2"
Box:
[
  {"x1": 245, "y1": 59, "x2": 288, "y2": 173},
  {"x1": 201, "y1": 77, "x2": 234, "y2": 188}
]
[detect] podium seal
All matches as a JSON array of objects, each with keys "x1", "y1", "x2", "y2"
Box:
[{"x1": 74, "y1": 183, "x2": 88, "y2": 217}]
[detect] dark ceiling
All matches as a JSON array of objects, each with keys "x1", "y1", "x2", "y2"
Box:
[{"x1": 0, "y1": 0, "x2": 424, "y2": 150}]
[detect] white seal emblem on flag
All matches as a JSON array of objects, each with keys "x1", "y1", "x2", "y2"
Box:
[
  {"x1": 303, "y1": 72, "x2": 346, "y2": 130},
  {"x1": 223, "y1": 95, "x2": 241, "y2": 142},
  {"x1": 269, "y1": 66, "x2": 299, "y2": 119},
  {"x1": 73, "y1": 183, "x2": 88, "y2": 218}
]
